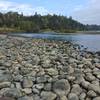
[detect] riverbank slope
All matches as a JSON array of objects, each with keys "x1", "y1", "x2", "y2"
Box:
[{"x1": 0, "y1": 35, "x2": 100, "y2": 100}]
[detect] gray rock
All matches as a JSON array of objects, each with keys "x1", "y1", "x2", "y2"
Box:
[
  {"x1": 21, "y1": 88, "x2": 32, "y2": 94},
  {"x1": 42, "y1": 59, "x2": 51, "y2": 68},
  {"x1": 92, "y1": 80, "x2": 100, "y2": 87},
  {"x1": 45, "y1": 68, "x2": 58, "y2": 76},
  {"x1": 4, "y1": 62, "x2": 12, "y2": 68},
  {"x1": 85, "y1": 73, "x2": 96, "y2": 82},
  {"x1": 79, "y1": 92, "x2": 86, "y2": 100},
  {"x1": 71, "y1": 84, "x2": 82, "y2": 95},
  {"x1": 93, "y1": 68, "x2": 100, "y2": 76},
  {"x1": 37, "y1": 75, "x2": 47, "y2": 83},
  {"x1": 67, "y1": 66, "x2": 74, "y2": 74},
  {"x1": 41, "y1": 91, "x2": 57, "y2": 100},
  {"x1": 68, "y1": 93, "x2": 79, "y2": 100},
  {"x1": 88, "y1": 84, "x2": 100, "y2": 94},
  {"x1": 93, "y1": 58, "x2": 100, "y2": 63},
  {"x1": 74, "y1": 70, "x2": 84, "y2": 84},
  {"x1": 53, "y1": 79, "x2": 70, "y2": 96},
  {"x1": 18, "y1": 96, "x2": 33, "y2": 100},
  {"x1": 24, "y1": 63, "x2": 33, "y2": 68},
  {"x1": 32, "y1": 55, "x2": 40, "y2": 65},
  {"x1": 19, "y1": 68, "x2": 32, "y2": 75},
  {"x1": 93, "y1": 97, "x2": 100, "y2": 100},
  {"x1": 33, "y1": 83, "x2": 44, "y2": 90},
  {"x1": 15, "y1": 82, "x2": 21, "y2": 89},
  {"x1": 33, "y1": 94, "x2": 41, "y2": 100},
  {"x1": 86, "y1": 97, "x2": 91, "y2": 100},
  {"x1": 87, "y1": 90, "x2": 97, "y2": 97},
  {"x1": 32, "y1": 88, "x2": 40, "y2": 94},
  {"x1": 67, "y1": 76, "x2": 75, "y2": 82},
  {"x1": 22, "y1": 78, "x2": 33, "y2": 88},
  {"x1": 0, "y1": 74, "x2": 12, "y2": 82},
  {"x1": 44, "y1": 83, "x2": 51, "y2": 91},
  {"x1": 81, "y1": 80, "x2": 90, "y2": 89},
  {"x1": 0, "y1": 97, "x2": 15, "y2": 100},
  {"x1": 0, "y1": 88, "x2": 10, "y2": 95},
  {"x1": 68, "y1": 58, "x2": 78, "y2": 64},
  {"x1": 3, "y1": 88, "x2": 22, "y2": 98},
  {"x1": 13, "y1": 75, "x2": 23, "y2": 82},
  {"x1": 95, "y1": 63, "x2": 100, "y2": 68},
  {"x1": 0, "y1": 82, "x2": 11, "y2": 89},
  {"x1": 57, "y1": 96, "x2": 68, "y2": 100}
]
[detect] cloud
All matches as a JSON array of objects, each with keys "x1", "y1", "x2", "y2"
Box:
[
  {"x1": 0, "y1": 0, "x2": 49, "y2": 15},
  {"x1": 72, "y1": 0, "x2": 100, "y2": 25}
]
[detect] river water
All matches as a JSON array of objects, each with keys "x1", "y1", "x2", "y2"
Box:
[{"x1": 12, "y1": 33, "x2": 100, "y2": 52}]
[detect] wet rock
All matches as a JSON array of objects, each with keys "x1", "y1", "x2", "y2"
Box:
[{"x1": 53, "y1": 79, "x2": 70, "y2": 96}]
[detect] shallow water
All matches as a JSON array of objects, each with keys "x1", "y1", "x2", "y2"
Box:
[{"x1": 12, "y1": 33, "x2": 100, "y2": 52}]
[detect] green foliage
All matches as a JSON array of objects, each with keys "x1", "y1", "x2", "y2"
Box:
[{"x1": 0, "y1": 11, "x2": 99, "y2": 33}]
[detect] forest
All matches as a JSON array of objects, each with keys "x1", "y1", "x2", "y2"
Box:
[{"x1": 0, "y1": 12, "x2": 100, "y2": 33}]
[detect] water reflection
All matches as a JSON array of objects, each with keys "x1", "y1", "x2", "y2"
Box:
[{"x1": 13, "y1": 33, "x2": 100, "y2": 52}]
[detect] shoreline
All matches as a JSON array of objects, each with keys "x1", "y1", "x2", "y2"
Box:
[{"x1": 0, "y1": 36, "x2": 100, "y2": 100}]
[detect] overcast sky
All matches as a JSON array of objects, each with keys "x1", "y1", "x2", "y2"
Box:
[{"x1": 0, "y1": 0, "x2": 100, "y2": 25}]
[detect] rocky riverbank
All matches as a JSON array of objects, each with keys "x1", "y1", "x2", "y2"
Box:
[{"x1": 0, "y1": 35, "x2": 100, "y2": 100}]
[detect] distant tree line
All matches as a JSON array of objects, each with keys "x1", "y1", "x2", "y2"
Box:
[{"x1": 0, "y1": 12, "x2": 99, "y2": 33}]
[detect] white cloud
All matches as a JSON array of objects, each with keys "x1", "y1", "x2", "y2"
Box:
[
  {"x1": 0, "y1": 0, "x2": 49, "y2": 15},
  {"x1": 72, "y1": 0, "x2": 100, "y2": 25}
]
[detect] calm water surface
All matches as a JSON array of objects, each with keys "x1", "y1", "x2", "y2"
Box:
[{"x1": 13, "y1": 33, "x2": 100, "y2": 52}]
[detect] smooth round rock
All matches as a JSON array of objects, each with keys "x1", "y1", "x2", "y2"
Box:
[
  {"x1": 22, "y1": 79, "x2": 33, "y2": 88},
  {"x1": 68, "y1": 93, "x2": 79, "y2": 100},
  {"x1": 53, "y1": 79, "x2": 70, "y2": 96},
  {"x1": 93, "y1": 97, "x2": 100, "y2": 100},
  {"x1": 41, "y1": 91, "x2": 57, "y2": 100}
]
